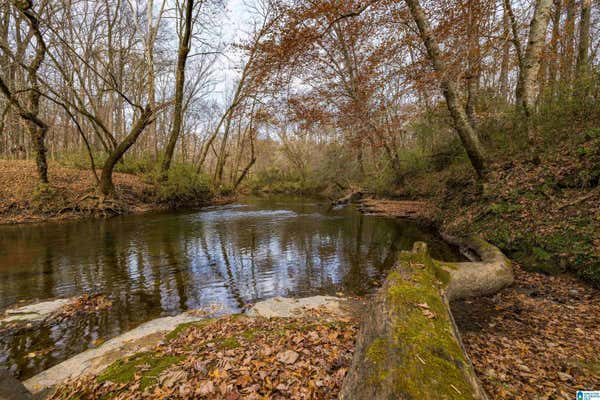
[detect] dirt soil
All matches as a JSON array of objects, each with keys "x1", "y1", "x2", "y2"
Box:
[{"x1": 0, "y1": 160, "x2": 158, "y2": 224}]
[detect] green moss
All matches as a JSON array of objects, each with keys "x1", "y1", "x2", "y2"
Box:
[
  {"x1": 165, "y1": 318, "x2": 215, "y2": 342},
  {"x1": 366, "y1": 248, "x2": 477, "y2": 398},
  {"x1": 216, "y1": 336, "x2": 240, "y2": 349},
  {"x1": 489, "y1": 201, "x2": 522, "y2": 215},
  {"x1": 98, "y1": 352, "x2": 184, "y2": 390},
  {"x1": 240, "y1": 329, "x2": 258, "y2": 340},
  {"x1": 365, "y1": 338, "x2": 391, "y2": 382}
]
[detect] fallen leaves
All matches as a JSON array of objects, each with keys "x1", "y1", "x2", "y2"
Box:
[
  {"x1": 0, "y1": 294, "x2": 112, "y2": 336},
  {"x1": 453, "y1": 263, "x2": 600, "y2": 399},
  {"x1": 416, "y1": 302, "x2": 436, "y2": 319},
  {"x1": 48, "y1": 310, "x2": 358, "y2": 399},
  {"x1": 60, "y1": 294, "x2": 113, "y2": 317},
  {"x1": 0, "y1": 160, "x2": 156, "y2": 224}
]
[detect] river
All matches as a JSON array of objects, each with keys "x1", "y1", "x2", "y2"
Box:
[{"x1": 0, "y1": 196, "x2": 462, "y2": 379}]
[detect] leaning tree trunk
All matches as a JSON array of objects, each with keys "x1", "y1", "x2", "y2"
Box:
[
  {"x1": 4, "y1": 1, "x2": 49, "y2": 184},
  {"x1": 518, "y1": 0, "x2": 553, "y2": 122},
  {"x1": 100, "y1": 106, "x2": 154, "y2": 195},
  {"x1": 340, "y1": 239, "x2": 513, "y2": 399},
  {"x1": 404, "y1": 0, "x2": 488, "y2": 178},
  {"x1": 161, "y1": 0, "x2": 193, "y2": 175}
]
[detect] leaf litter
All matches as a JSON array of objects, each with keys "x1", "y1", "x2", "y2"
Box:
[
  {"x1": 453, "y1": 263, "x2": 600, "y2": 399},
  {"x1": 48, "y1": 309, "x2": 358, "y2": 399}
]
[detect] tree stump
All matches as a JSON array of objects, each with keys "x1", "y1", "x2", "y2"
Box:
[{"x1": 340, "y1": 238, "x2": 513, "y2": 399}]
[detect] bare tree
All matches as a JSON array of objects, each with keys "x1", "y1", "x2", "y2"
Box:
[
  {"x1": 162, "y1": 0, "x2": 195, "y2": 174},
  {"x1": 0, "y1": 0, "x2": 49, "y2": 184}
]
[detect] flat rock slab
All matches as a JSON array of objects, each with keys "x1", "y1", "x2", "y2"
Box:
[
  {"x1": 246, "y1": 296, "x2": 351, "y2": 318},
  {"x1": 24, "y1": 296, "x2": 353, "y2": 395},
  {"x1": 1, "y1": 298, "x2": 72, "y2": 323},
  {"x1": 24, "y1": 313, "x2": 207, "y2": 395}
]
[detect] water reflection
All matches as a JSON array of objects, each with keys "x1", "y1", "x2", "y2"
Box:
[{"x1": 0, "y1": 196, "x2": 461, "y2": 378}]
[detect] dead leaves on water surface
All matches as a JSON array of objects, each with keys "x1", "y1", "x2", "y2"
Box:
[
  {"x1": 60, "y1": 294, "x2": 113, "y2": 317},
  {"x1": 49, "y1": 312, "x2": 357, "y2": 400}
]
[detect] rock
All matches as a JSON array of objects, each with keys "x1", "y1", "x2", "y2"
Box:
[
  {"x1": 276, "y1": 350, "x2": 299, "y2": 365},
  {"x1": 0, "y1": 370, "x2": 32, "y2": 400},
  {"x1": 245, "y1": 296, "x2": 350, "y2": 318},
  {"x1": 1, "y1": 298, "x2": 72, "y2": 323},
  {"x1": 24, "y1": 312, "x2": 209, "y2": 394}
]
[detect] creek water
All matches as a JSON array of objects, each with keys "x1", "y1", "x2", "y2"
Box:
[{"x1": 0, "y1": 196, "x2": 462, "y2": 379}]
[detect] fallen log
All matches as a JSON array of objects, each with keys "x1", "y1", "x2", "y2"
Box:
[
  {"x1": 340, "y1": 238, "x2": 513, "y2": 399},
  {"x1": 331, "y1": 190, "x2": 364, "y2": 207}
]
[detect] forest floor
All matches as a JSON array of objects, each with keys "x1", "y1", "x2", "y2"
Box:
[
  {"x1": 362, "y1": 197, "x2": 600, "y2": 398},
  {"x1": 44, "y1": 310, "x2": 358, "y2": 400},
  {"x1": 0, "y1": 160, "x2": 219, "y2": 225},
  {"x1": 359, "y1": 132, "x2": 600, "y2": 398},
  {"x1": 453, "y1": 263, "x2": 600, "y2": 399}
]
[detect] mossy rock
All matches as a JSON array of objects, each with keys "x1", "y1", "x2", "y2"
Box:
[{"x1": 164, "y1": 318, "x2": 216, "y2": 342}]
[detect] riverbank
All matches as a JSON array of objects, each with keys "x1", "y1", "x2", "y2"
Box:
[
  {"x1": 17, "y1": 297, "x2": 361, "y2": 400},
  {"x1": 0, "y1": 160, "x2": 225, "y2": 225},
  {"x1": 404, "y1": 134, "x2": 599, "y2": 287},
  {"x1": 357, "y1": 196, "x2": 600, "y2": 397}
]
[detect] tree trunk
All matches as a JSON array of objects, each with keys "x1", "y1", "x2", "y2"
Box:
[
  {"x1": 146, "y1": 0, "x2": 157, "y2": 157},
  {"x1": 18, "y1": 2, "x2": 49, "y2": 183},
  {"x1": 100, "y1": 106, "x2": 154, "y2": 195},
  {"x1": 234, "y1": 157, "x2": 256, "y2": 190},
  {"x1": 404, "y1": 0, "x2": 488, "y2": 178},
  {"x1": 561, "y1": 0, "x2": 576, "y2": 87},
  {"x1": 161, "y1": 0, "x2": 194, "y2": 175},
  {"x1": 340, "y1": 239, "x2": 513, "y2": 399},
  {"x1": 518, "y1": 0, "x2": 553, "y2": 120},
  {"x1": 31, "y1": 125, "x2": 48, "y2": 184},
  {"x1": 575, "y1": 0, "x2": 591, "y2": 79},
  {"x1": 499, "y1": 7, "x2": 511, "y2": 100},
  {"x1": 547, "y1": 0, "x2": 562, "y2": 98},
  {"x1": 465, "y1": 0, "x2": 480, "y2": 127}
]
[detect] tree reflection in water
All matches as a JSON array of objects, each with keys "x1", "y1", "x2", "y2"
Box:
[{"x1": 0, "y1": 196, "x2": 462, "y2": 379}]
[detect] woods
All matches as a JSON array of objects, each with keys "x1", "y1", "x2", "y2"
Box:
[
  {"x1": 0, "y1": 0, "x2": 598, "y2": 192},
  {"x1": 1, "y1": 0, "x2": 598, "y2": 289},
  {"x1": 0, "y1": 0, "x2": 599, "y2": 398}
]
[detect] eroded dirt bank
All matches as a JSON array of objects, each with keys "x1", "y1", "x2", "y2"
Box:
[
  {"x1": 0, "y1": 160, "x2": 157, "y2": 224},
  {"x1": 0, "y1": 160, "x2": 226, "y2": 225}
]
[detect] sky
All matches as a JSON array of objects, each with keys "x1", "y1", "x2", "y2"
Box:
[{"x1": 211, "y1": 0, "x2": 254, "y2": 100}]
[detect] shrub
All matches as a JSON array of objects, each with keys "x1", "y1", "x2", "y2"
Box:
[{"x1": 149, "y1": 164, "x2": 213, "y2": 207}]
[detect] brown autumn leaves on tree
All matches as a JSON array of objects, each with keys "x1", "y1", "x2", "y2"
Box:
[
  {"x1": 0, "y1": 0, "x2": 597, "y2": 196},
  {"x1": 250, "y1": 0, "x2": 594, "y2": 179}
]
